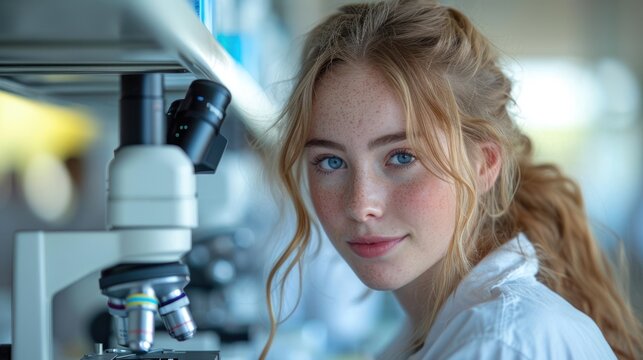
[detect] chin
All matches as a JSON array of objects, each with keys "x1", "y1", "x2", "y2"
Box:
[
  {"x1": 358, "y1": 276, "x2": 403, "y2": 291},
  {"x1": 351, "y1": 265, "x2": 407, "y2": 291},
  {"x1": 336, "y1": 248, "x2": 414, "y2": 291},
  {"x1": 363, "y1": 282, "x2": 398, "y2": 291}
]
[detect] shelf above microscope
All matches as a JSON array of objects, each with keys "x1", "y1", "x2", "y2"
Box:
[
  {"x1": 0, "y1": 0, "x2": 275, "y2": 136},
  {"x1": 0, "y1": 0, "x2": 193, "y2": 80}
]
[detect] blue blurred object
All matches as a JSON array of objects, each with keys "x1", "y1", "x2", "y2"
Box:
[
  {"x1": 191, "y1": 0, "x2": 213, "y2": 33},
  {"x1": 216, "y1": 33, "x2": 242, "y2": 63}
]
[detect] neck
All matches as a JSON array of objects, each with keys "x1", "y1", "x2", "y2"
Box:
[{"x1": 393, "y1": 258, "x2": 444, "y2": 328}]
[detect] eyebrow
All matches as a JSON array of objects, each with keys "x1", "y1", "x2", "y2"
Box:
[{"x1": 304, "y1": 131, "x2": 407, "y2": 151}]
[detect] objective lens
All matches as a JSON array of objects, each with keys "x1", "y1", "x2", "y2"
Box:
[
  {"x1": 161, "y1": 306, "x2": 196, "y2": 341},
  {"x1": 107, "y1": 298, "x2": 128, "y2": 347},
  {"x1": 159, "y1": 291, "x2": 196, "y2": 341},
  {"x1": 126, "y1": 291, "x2": 158, "y2": 353}
]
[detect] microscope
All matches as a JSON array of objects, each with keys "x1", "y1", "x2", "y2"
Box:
[{"x1": 11, "y1": 74, "x2": 230, "y2": 360}]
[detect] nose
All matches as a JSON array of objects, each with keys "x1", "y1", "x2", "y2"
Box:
[{"x1": 346, "y1": 169, "x2": 385, "y2": 222}]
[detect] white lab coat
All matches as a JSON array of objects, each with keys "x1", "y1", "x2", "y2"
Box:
[{"x1": 379, "y1": 234, "x2": 616, "y2": 359}]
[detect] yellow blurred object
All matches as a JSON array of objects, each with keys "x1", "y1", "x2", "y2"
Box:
[
  {"x1": 22, "y1": 153, "x2": 75, "y2": 223},
  {"x1": 0, "y1": 90, "x2": 98, "y2": 175},
  {"x1": 0, "y1": 90, "x2": 98, "y2": 222}
]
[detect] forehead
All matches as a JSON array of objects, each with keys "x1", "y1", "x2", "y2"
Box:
[{"x1": 310, "y1": 63, "x2": 406, "y2": 138}]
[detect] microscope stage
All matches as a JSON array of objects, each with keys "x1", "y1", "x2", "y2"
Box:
[{"x1": 80, "y1": 349, "x2": 220, "y2": 360}]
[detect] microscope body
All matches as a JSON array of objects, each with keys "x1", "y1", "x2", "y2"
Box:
[
  {"x1": 12, "y1": 145, "x2": 195, "y2": 360},
  {"x1": 11, "y1": 75, "x2": 230, "y2": 360}
]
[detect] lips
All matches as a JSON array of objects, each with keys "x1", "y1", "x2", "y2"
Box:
[{"x1": 347, "y1": 235, "x2": 406, "y2": 258}]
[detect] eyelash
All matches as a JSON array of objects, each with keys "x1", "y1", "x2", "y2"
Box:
[
  {"x1": 387, "y1": 149, "x2": 417, "y2": 167},
  {"x1": 311, "y1": 154, "x2": 343, "y2": 175},
  {"x1": 310, "y1": 148, "x2": 417, "y2": 175}
]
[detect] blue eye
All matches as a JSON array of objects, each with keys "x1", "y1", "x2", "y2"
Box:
[
  {"x1": 388, "y1": 151, "x2": 415, "y2": 166},
  {"x1": 318, "y1": 156, "x2": 345, "y2": 170}
]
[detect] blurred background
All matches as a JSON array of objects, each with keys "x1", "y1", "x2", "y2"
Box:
[{"x1": 0, "y1": 0, "x2": 642, "y2": 359}]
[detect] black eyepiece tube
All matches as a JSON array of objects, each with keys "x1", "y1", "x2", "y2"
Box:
[{"x1": 119, "y1": 74, "x2": 165, "y2": 147}]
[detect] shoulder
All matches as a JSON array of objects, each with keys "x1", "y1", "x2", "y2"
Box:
[{"x1": 418, "y1": 279, "x2": 616, "y2": 360}]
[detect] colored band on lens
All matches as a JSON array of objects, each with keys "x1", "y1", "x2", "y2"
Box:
[
  {"x1": 126, "y1": 293, "x2": 158, "y2": 310},
  {"x1": 160, "y1": 292, "x2": 187, "y2": 307}
]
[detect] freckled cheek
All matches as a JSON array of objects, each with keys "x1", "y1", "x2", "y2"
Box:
[
  {"x1": 389, "y1": 178, "x2": 456, "y2": 229},
  {"x1": 308, "y1": 178, "x2": 345, "y2": 230},
  {"x1": 389, "y1": 183, "x2": 429, "y2": 217}
]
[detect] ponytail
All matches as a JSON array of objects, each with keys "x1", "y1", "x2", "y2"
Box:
[{"x1": 509, "y1": 135, "x2": 643, "y2": 359}]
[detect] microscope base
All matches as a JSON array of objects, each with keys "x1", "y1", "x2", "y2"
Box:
[{"x1": 80, "y1": 349, "x2": 219, "y2": 360}]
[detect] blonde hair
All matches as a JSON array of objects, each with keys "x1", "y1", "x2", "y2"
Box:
[{"x1": 259, "y1": 0, "x2": 643, "y2": 358}]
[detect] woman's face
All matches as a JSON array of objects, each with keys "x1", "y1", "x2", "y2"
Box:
[{"x1": 305, "y1": 63, "x2": 457, "y2": 291}]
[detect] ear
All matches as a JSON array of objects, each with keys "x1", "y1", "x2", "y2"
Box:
[{"x1": 475, "y1": 142, "x2": 502, "y2": 194}]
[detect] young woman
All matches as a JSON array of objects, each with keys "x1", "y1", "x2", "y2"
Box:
[{"x1": 259, "y1": 0, "x2": 643, "y2": 358}]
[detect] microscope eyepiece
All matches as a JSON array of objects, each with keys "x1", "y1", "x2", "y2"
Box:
[
  {"x1": 167, "y1": 80, "x2": 232, "y2": 173},
  {"x1": 179, "y1": 80, "x2": 231, "y2": 133}
]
